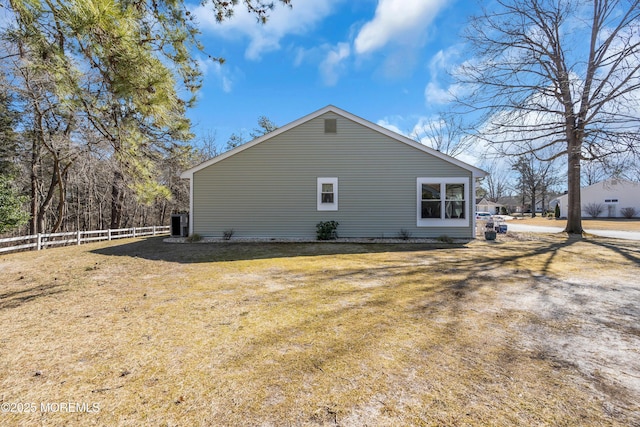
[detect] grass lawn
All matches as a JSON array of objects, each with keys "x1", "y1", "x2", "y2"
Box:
[
  {"x1": 512, "y1": 216, "x2": 640, "y2": 231},
  {"x1": 1, "y1": 235, "x2": 639, "y2": 426}
]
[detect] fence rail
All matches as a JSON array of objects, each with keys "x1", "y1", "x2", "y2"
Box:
[{"x1": 0, "y1": 226, "x2": 170, "y2": 254}]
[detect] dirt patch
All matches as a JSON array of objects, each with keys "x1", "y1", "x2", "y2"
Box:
[{"x1": 488, "y1": 270, "x2": 640, "y2": 415}]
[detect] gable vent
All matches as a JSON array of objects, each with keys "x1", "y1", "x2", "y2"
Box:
[{"x1": 324, "y1": 118, "x2": 337, "y2": 133}]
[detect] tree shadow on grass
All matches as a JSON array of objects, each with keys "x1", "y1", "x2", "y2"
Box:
[
  {"x1": 585, "y1": 237, "x2": 640, "y2": 265},
  {"x1": 90, "y1": 236, "x2": 468, "y2": 264},
  {"x1": 89, "y1": 234, "x2": 635, "y2": 289},
  {"x1": 0, "y1": 283, "x2": 66, "y2": 310}
]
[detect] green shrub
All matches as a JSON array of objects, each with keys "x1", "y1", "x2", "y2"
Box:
[
  {"x1": 316, "y1": 221, "x2": 339, "y2": 240},
  {"x1": 186, "y1": 233, "x2": 202, "y2": 242}
]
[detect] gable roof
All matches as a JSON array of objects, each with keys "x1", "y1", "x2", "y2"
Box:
[
  {"x1": 476, "y1": 197, "x2": 503, "y2": 206},
  {"x1": 181, "y1": 105, "x2": 488, "y2": 179}
]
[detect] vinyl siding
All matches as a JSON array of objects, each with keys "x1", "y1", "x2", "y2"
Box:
[{"x1": 192, "y1": 112, "x2": 475, "y2": 238}]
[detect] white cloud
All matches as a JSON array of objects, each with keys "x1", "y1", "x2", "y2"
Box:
[
  {"x1": 376, "y1": 119, "x2": 407, "y2": 136},
  {"x1": 295, "y1": 42, "x2": 352, "y2": 86},
  {"x1": 192, "y1": 1, "x2": 338, "y2": 61},
  {"x1": 424, "y1": 82, "x2": 451, "y2": 104},
  {"x1": 423, "y1": 46, "x2": 468, "y2": 105},
  {"x1": 354, "y1": 0, "x2": 449, "y2": 55},
  {"x1": 429, "y1": 47, "x2": 460, "y2": 78},
  {"x1": 197, "y1": 59, "x2": 239, "y2": 93},
  {"x1": 319, "y1": 43, "x2": 351, "y2": 86}
]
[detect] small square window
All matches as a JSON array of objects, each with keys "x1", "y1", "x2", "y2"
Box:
[
  {"x1": 324, "y1": 118, "x2": 337, "y2": 133},
  {"x1": 318, "y1": 177, "x2": 338, "y2": 211}
]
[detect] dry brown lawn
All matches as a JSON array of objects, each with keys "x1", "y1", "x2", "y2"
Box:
[
  {"x1": 514, "y1": 216, "x2": 640, "y2": 231},
  {"x1": 1, "y1": 235, "x2": 639, "y2": 426}
]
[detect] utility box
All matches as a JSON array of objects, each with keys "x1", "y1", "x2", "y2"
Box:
[{"x1": 171, "y1": 214, "x2": 189, "y2": 237}]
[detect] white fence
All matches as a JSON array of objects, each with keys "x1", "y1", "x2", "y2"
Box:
[{"x1": 0, "y1": 226, "x2": 170, "y2": 254}]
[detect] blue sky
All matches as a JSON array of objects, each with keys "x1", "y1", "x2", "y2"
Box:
[{"x1": 188, "y1": 0, "x2": 476, "y2": 159}]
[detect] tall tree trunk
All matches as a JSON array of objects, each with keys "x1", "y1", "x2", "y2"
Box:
[
  {"x1": 51, "y1": 165, "x2": 66, "y2": 233},
  {"x1": 29, "y1": 140, "x2": 39, "y2": 235},
  {"x1": 37, "y1": 160, "x2": 60, "y2": 234},
  {"x1": 110, "y1": 170, "x2": 124, "y2": 229},
  {"x1": 565, "y1": 137, "x2": 583, "y2": 234},
  {"x1": 159, "y1": 199, "x2": 167, "y2": 225},
  {"x1": 531, "y1": 192, "x2": 537, "y2": 218}
]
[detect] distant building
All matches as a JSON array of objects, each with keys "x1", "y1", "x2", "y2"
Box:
[
  {"x1": 475, "y1": 198, "x2": 503, "y2": 214},
  {"x1": 552, "y1": 178, "x2": 640, "y2": 218}
]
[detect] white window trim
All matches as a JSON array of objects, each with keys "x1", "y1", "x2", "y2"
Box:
[
  {"x1": 317, "y1": 177, "x2": 338, "y2": 211},
  {"x1": 416, "y1": 177, "x2": 470, "y2": 227}
]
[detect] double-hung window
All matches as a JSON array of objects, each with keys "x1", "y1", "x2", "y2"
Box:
[
  {"x1": 417, "y1": 178, "x2": 469, "y2": 226},
  {"x1": 317, "y1": 177, "x2": 338, "y2": 211}
]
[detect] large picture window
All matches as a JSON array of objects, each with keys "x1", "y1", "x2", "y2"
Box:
[
  {"x1": 417, "y1": 178, "x2": 469, "y2": 226},
  {"x1": 317, "y1": 177, "x2": 338, "y2": 211}
]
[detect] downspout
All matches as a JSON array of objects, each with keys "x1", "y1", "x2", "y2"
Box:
[
  {"x1": 189, "y1": 174, "x2": 194, "y2": 236},
  {"x1": 471, "y1": 176, "x2": 477, "y2": 239}
]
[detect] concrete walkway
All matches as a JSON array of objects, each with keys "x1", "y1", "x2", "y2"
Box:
[{"x1": 506, "y1": 222, "x2": 640, "y2": 241}]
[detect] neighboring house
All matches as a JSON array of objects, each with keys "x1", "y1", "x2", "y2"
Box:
[
  {"x1": 494, "y1": 196, "x2": 522, "y2": 214},
  {"x1": 552, "y1": 178, "x2": 640, "y2": 218},
  {"x1": 498, "y1": 195, "x2": 555, "y2": 214},
  {"x1": 180, "y1": 106, "x2": 488, "y2": 239},
  {"x1": 475, "y1": 198, "x2": 504, "y2": 214}
]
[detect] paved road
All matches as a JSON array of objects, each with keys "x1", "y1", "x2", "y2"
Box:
[{"x1": 506, "y1": 222, "x2": 640, "y2": 241}]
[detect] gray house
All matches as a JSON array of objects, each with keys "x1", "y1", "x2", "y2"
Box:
[{"x1": 181, "y1": 106, "x2": 487, "y2": 239}]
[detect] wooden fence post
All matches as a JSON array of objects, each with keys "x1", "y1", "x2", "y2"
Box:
[{"x1": 36, "y1": 234, "x2": 42, "y2": 251}]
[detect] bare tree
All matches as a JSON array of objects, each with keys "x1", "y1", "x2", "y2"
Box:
[
  {"x1": 411, "y1": 113, "x2": 474, "y2": 158},
  {"x1": 581, "y1": 160, "x2": 608, "y2": 186},
  {"x1": 195, "y1": 131, "x2": 222, "y2": 163},
  {"x1": 511, "y1": 154, "x2": 561, "y2": 216},
  {"x1": 480, "y1": 161, "x2": 511, "y2": 202},
  {"x1": 457, "y1": 0, "x2": 640, "y2": 234}
]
